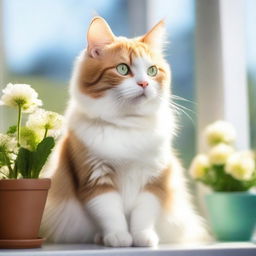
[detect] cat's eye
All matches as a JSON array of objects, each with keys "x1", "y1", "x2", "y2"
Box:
[
  {"x1": 116, "y1": 63, "x2": 130, "y2": 75},
  {"x1": 147, "y1": 66, "x2": 158, "y2": 77}
]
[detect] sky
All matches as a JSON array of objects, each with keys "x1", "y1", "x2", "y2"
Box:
[
  {"x1": 2, "y1": 0, "x2": 256, "y2": 77},
  {"x1": 2, "y1": 0, "x2": 194, "y2": 77},
  {"x1": 3, "y1": 0, "x2": 128, "y2": 75}
]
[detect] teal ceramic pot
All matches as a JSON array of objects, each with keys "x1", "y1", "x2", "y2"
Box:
[{"x1": 205, "y1": 192, "x2": 256, "y2": 241}]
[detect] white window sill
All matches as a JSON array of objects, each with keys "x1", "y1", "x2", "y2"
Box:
[{"x1": 0, "y1": 242, "x2": 256, "y2": 256}]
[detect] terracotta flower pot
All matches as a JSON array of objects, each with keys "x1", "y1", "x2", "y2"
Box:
[{"x1": 0, "y1": 178, "x2": 51, "y2": 248}]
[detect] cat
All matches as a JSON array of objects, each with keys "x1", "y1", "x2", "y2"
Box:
[{"x1": 41, "y1": 16, "x2": 210, "y2": 247}]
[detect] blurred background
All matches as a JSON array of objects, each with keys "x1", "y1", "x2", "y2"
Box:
[{"x1": 0, "y1": 0, "x2": 255, "y2": 169}]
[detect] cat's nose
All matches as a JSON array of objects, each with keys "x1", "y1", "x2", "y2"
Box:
[{"x1": 137, "y1": 81, "x2": 149, "y2": 88}]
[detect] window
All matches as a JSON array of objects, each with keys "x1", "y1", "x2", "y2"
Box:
[
  {"x1": 246, "y1": 0, "x2": 256, "y2": 149},
  {"x1": 1, "y1": 0, "x2": 129, "y2": 127},
  {"x1": 1, "y1": 0, "x2": 197, "y2": 168}
]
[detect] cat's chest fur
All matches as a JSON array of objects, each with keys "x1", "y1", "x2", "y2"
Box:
[
  {"x1": 68, "y1": 109, "x2": 171, "y2": 166},
  {"x1": 68, "y1": 108, "x2": 171, "y2": 212}
]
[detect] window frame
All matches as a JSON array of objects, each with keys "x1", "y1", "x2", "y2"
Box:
[
  {"x1": 196, "y1": 0, "x2": 249, "y2": 151},
  {"x1": 195, "y1": 0, "x2": 250, "y2": 214},
  {"x1": 0, "y1": 0, "x2": 5, "y2": 132}
]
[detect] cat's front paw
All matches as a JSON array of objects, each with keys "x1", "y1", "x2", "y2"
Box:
[
  {"x1": 132, "y1": 229, "x2": 159, "y2": 247},
  {"x1": 103, "y1": 231, "x2": 133, "y2": 247}
]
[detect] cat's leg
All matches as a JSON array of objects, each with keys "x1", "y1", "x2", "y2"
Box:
[
  {"x1": 85, "y1": 191, "x2": 132, "y2": 247},
  {"x1": 130, "y1": 192, "x2": 161, "y2": 247},
  {"x1": 41, "y1": 169, "x2": 97, "y2": 243},
  {"x1": 40, "y1": 135, "x2": 97, "y2": 243},
  {"x1": 78, "y1": 160, "x2": 132, "y2": 247},
  {"x1": 41, "y1": 167, "x2": 96, "y2": 242},
  {"x1": 129, "y1": 160, "x2": 210, "y2": 246},
  {"x1": 128, "y1": 164, "x2": 174, "y2": 247}
]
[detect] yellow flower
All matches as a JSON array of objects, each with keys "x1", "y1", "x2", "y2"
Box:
[
  {"x1": 205, "y1": 120, "x2": 236, "y2": 146},
  {"x1": 225, "y1": 151, "x2": 255, "y2": 181},
  {"x1": 189, "y1": 154, "x2": 210, "y2": 179},
  {"x1": 20, "y1": 127, "x2": 43, "y2": 151},
  {"x1": 209, "y1": 143, "x2": 234, "y2": 165}
]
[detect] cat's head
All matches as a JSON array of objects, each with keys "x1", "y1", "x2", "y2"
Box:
[{"x1": 70, "y1": 17, "x2": 171, "y2": 121}]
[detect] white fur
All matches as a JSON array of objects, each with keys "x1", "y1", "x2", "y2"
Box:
[
  {"x1": 41, "y1": 199, "x2": 96, "y2": 243},
  {"x1": 130, "y1": 192, "x2": 161, "y2": 247},
  {"x1": 86, "y1": 192, "x2": 132, "y2": 247},
  {"x1": 43, "y1": 51, "x2": 210, "y2": 246}
]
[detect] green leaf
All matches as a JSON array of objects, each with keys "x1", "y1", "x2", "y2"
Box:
[
  {"x1": 6, "y1": 125, "x2": 17, "y2": 135},
  {"x1": 200, "y1": 165, "x2": 256, "y2": 192},
  {"x1": 32, "y1": 137, "x2": 55, "y2": 178},
  {"x1": 16, "y1": 147, "x2": 34, "y2": 178},
  {"x1": 0, "y1": 152, "x2": 7, "y2": 167}
]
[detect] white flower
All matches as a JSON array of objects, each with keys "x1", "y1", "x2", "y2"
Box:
[
  {"x1": 0, "y1": 166, "x2": 9, "y2": 178},
  {"x1": 189, "y1": 154, "x2": 210, "y2": 179},
  {"x1": 205, "y1": 120, "x2": 236, "y2": 146},
  {"x1": 209, "y1": 143, "x2": 234, "y2": 165},
  {"x1": 26, "y1": 109, "x2": 63, "y2": 136},
  {"x1": 0, "y1": 83, "x2": 42, "y2": 113},
  {"x1": 0, "y1": 133, "x2": 17, "y2": 153},
  {"x1": 225, "y1": 151, "x2": 255, "y2": 181}
]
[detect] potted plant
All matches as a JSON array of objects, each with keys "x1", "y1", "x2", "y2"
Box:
[
  {"x1": 190, "y1": 121, "x2": 256, "y2": 242},
  {"x1": 0, "y1": 83, "x2": 63, "y2": 249}
]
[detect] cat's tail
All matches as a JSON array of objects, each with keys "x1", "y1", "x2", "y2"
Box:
[{"x1": 157, "y1": 155, "x2": 213, "y2": 244}]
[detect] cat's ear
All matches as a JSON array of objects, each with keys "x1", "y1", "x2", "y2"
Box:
[
  {"x1": 87, "y1": 16, "x2": 115, "y2": 58},
  {"x1": 141, "y1": 20, "x2": 166, "y2": 52}
]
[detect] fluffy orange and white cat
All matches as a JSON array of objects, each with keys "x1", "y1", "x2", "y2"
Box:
[{"x1": 41, "y1": 17, "x2": 209, "y2": 247}]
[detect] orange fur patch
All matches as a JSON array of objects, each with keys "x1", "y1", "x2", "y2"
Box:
[
  {"x1": 48, "y1": 131, "x2": 116, "y2": 203},
  {"x1": 144, "y1": 166, "x2": 173, "y2": 212}
]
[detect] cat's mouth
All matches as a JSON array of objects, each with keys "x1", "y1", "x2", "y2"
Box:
[{"x1": 132, "y1": 92, "x2": 146, "y2": 102}]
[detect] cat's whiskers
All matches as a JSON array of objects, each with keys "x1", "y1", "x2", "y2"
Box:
[
  {"x1": 171, "y1": 101, "x2": 195, "y2": 114},
  {"x1": 171, "y1": 95, "x2": 197, "y2": 105},
  {"x1": 158, "y1": 95, "x2": 196, "y2": 125}
]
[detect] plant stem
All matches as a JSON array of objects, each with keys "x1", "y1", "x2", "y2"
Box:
[
  {"x1": 43, "y1": 127, "x2": 48, "y2": 139},
  {"x1": 17, "y1": 105, "x2": 22, "y2": 146}
]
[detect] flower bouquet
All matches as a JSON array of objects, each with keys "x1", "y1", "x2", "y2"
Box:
[
  {"x1": 0, "y1": 83, "x2": 63, "y2": 249},
  {"x1": 190, "y1": 121, "x2": 256, "y2": 241}
]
